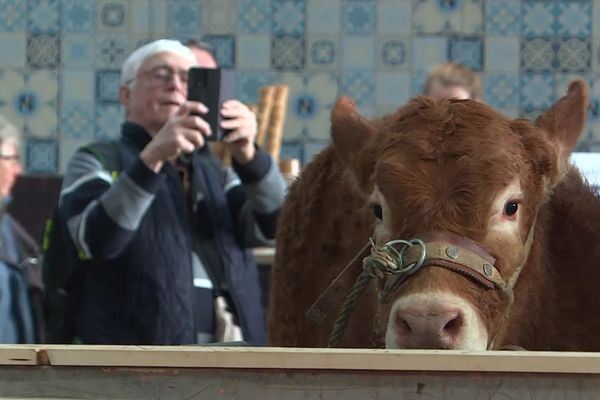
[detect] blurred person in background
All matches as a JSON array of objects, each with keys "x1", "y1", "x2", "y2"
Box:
[
  {"x1": 0, "y1": 115, "x2": 44, "y2": 343},
  {"x1": 424, "y1": 62, "x2": 482, "y2": 101},
  {"x1": 56, "y1": 39, "x2": 286, "y2": 345}
]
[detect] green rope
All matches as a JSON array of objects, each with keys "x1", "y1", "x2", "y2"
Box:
[{"x1": 327, "y1": 271, "x2": 373, "y2": 348}]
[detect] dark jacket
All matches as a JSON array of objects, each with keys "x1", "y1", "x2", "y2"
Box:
[
  {"x1": 58, "y1": 122, "x2": 286, "y2": 345},
  {"x1": 0, "y1": 209, "x2": 44, "y2": 343}
]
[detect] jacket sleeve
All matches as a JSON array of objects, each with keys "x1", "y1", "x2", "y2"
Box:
[
  {"x1": 227, "y1": 148, "x2": 287, "y2": 247},
  {"x1": 59, "y1": 149, "x2": 164, "y2": 260}
]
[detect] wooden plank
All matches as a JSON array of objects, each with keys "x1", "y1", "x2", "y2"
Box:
[
  {"x1": 2, "y1": 347, "x2": 600, "y2": 399},
  {"x1": 2, "y1": 345, "x2": 600, "y2": 374},
  {"x1": 2, "y1": 364, "x2": 600, "y2": 400}
]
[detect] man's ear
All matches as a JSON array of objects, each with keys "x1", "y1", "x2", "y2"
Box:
[{"x1": 119, "y1": 85, "x2": 130, "y2": 108}]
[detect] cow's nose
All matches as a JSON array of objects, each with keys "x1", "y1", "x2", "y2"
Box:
[{"x1": 393, "y1": 305, "x2": 464, "y2": 349}]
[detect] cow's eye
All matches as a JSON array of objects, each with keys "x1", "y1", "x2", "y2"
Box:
[
  {"x1": 372, "y1": 204, "x2": 383, "y2": 219},
  {"x1": 503, "y1": 201, "x2": 519, "y2": 217}
]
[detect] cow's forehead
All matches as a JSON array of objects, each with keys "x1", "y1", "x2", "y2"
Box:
[{"x1": 376, "y1": 99, "x2": 529, "y2": 174}]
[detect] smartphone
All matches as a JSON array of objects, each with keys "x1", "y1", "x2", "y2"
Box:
[{"x1": 187, "y1": 67, "x2": 222, "y2": 141}]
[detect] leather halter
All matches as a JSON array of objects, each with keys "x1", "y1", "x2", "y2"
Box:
[{"x1": 374, "y1": 232, "x2": 503, "y2": 304}]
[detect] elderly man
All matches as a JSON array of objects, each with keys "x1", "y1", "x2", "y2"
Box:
[
  {"x1": 0, "y1": 115, "x2": 43, "y2": 343},
  {"x1": 57, "y1": 39, "x2": 286, "y2": 345}
]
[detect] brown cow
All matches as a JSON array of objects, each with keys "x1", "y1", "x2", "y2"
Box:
[{"x1": 268, "y1": 80, "x2": 600, "y2": 351}]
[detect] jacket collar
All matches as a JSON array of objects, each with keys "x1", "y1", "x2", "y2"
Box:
[{"x1": 122, "y1": 122, "x2": 153, "y2": 150}]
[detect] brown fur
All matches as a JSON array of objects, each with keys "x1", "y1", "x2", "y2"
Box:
[{"x1": 268, "y1": 81, "x2": 599, "y2": 350}]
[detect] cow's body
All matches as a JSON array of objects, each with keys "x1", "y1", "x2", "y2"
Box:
[{"x1": 268, "y1": 81, "x2": 600, "y2": 351}]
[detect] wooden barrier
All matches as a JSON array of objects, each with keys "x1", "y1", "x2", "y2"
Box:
[{"x1": 2, "y1": 346, "x2": 600, "y2": 399}]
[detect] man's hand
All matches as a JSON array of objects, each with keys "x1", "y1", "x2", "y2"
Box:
[
  {"x1": 140, "y1": 101, "x2": 212, "y2": 172},
  {"x1": 220, "y1": 100, "x2": 257, "y2": 165}
]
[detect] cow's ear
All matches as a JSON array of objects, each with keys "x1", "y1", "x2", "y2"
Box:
[
  {"x1": 331, "y1": 96, "x2": 377, "y2": 172},
  {"x1": 535, "y1": 80, "x2": 589, "y2": 161}
]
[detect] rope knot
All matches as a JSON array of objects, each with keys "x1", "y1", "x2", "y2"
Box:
[{"x1": 362, "y1": 238, "x2": 427, "y2": 279}]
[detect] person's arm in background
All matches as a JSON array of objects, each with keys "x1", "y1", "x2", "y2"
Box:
[
  {"x1": 59, "y1": 147, "x2": 164, "y2": 260},
  {"x1": 219, "y1": 100, "x2": 287, "y2": 246}
]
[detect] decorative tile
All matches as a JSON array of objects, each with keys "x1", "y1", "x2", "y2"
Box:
[
  {"x1": 237, "y1": 34, "x2": 270, "y2": 69},
  {"x1": 202, "y1": 35, "x2": 236, "y2": 69},
  {"x1": 279, "y1": 72, "x2": 338, "y2": 141},
  {"x1": 95, "y1": 34, "x2": 130, "y2": 69},
  {"x1": 306, "y1": 35, "x2": 339, "y2": 70},
  {"x1": 461, "y1": 0, "x2": 484, "y2": 34},
  {"x1": 0, "y1": 0, "x2": 26, "y2": 32},
  {"x1": 149, "y1": 0, "x2": 168, "y2": 33},
  {"x1": 130, "y1": 0, "x2": 150, "y2": 33},
  {"x1": 27, "y1": 33, "x2": 60, "y2": 69},
  {"x1": 342, "y1": 35, "x2": 374, "y2": 69},
  {"x1": 0, "y1": 69, "x2": 58, "y2": 140},
  {"x1": 556, "y1": 37, "x2": 591, "y2": 72},
  {"x1": 307, "y1": 0, "x2": 340, "y2": 34},
  {"x1": 238, "y1": 0, "x2": 271, "y2": 33},
  {"x1": 97, "y1": 0, "x2": 128, "y2": 30},
  {"x1": 96, "y1": 70, "x2": 121, "y2": 104},
  {"x1": 236, "y1": 70, "x2": 272, "y2": 104},
  {"x1": 485, "y1": 36, "x2": 519, "y2": 71},
  {"x1": 61, "y1": 33, "x2": 94, "y2": 67},
  {"x1": 448, "y1": 36, "x2": 483, "y2": 71},
  {"x1": 485, "y1": 0, "x2": 521, "y2": 35},
  {"x1": 375, "y1": 71, "x2": 410, "y2": 109},
  {"x1": 484, "y1": 72, "x2": 520, "y2": 109},
  {"x1": 376, "y1": 35, "x2": 410, "y2": 70},
  {"x1": 340, "y1": 69, "x2": 374, "y2": 109},
  {"x1": 61, "y1": 68, "x2": 94, "y2": 102},
  {"x1": 0, "y1": 33, "x2": 25, "y2": 67},
  {"x1": 203, "y1": 0, "x2": 237, "y2": 34},
  {"x1": 411, "y1": 36, "x2": 447, "y2": 69},
  {"x1": 303, "y1": 141, "x2": 328, "y2": 165},
  {"x1": 519, "y1": 73, "x2": 556, "y2": 111},
  {"x1": 522, "y1": 1, "x2": 556, "y2": 37},
  {"x1": 411, "y1": 69, "x2": 428, "y2": 97},
  {"x1": 95, "y1": 104, "x2": 124, "y2": 140},
  {"x1": 272, "y1": 0, "x2": 306, "y2": 35},
  {"x1": 556, "y1": 0, "x2": 591, "y2": 37},
  {"x1": 27, "y1": 0, "x2": 59, "y2": 33},
  {"x1": 59, "y1": 137, "x2": 89, "y2": 173},
  {"x1": 60, "y1": 102, "x2": 94, "y2": 140},
  {"x1": 271, "y1": 35, "x2": 304, "y2": 70},
  {"x1": 413, "y1": 0, "x2": 462, "y2": 34},
  {"x1": 595, "y1": 0, "x2": 600, "y2": 36},
  {"x1": 26, "y1": 139, "x2": 58, "y2": 173},
  {"x1": 377, "y1": 0, "x2": 411, "y2": 34},
  {"x1": 342, "y1": 0, "x2": 375, "y2": 34},
  {"x1": 168, "y1": 0, "x2": 201, "y2": 35},
  {"x1": 520, "y1": 37, "x2": 554, "y2": 71},
  {"x1": 61, "y1": 0, "x2": 95, "y2": 33},
  {"x1": 594, "y1": 36, "x2": 600, "y2": 73}
]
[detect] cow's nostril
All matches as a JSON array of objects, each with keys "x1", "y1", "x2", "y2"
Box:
[
  {"x1": 395, "y1": 313, "x2": 412, "y2": 335},
  {"x1": 442, "y1": 312, "x2": 463, "y2": 337}
]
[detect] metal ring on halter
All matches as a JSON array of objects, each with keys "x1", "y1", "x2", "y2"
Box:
[{"x1": 384, "y1": 238, "x2": 426, "y2": 275}]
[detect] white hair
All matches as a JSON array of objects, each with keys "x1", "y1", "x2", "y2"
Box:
[{"x1": 120, "y1": 39, "x2": 196, "y2": 86}]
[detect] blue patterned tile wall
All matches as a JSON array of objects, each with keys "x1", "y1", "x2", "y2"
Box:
[{"x1": 1, "y1": 0, "x2": 600, "y2": 172}]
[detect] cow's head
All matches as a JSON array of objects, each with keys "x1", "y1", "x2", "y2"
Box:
[{"x1": 331, "y1": 81, "x2": 589, "y2": 350}]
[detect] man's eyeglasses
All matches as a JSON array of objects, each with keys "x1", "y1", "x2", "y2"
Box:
[
  {"x1": 0, "y1": 154, "x2": 20, "y2": 163},
  {"x1": 126, "y1": 66, "x2": 189, "y2": 87}
]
